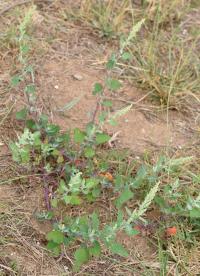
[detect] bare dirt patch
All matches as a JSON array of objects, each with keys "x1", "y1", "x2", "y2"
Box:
[{"x1": 38, "y1": 58, "x2": 193, "y2": 153}]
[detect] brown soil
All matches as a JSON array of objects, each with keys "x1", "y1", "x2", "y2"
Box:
[{"x1": 38, "y1": 59, "x2": 194, "y2": 154}]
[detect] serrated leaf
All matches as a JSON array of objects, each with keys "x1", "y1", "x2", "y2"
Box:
[
  {"x1": 106, "y1": 78, "x2": 121, "y2": 91},
  {"x1": 115, "y1": 187, "x2": 134, "y2": 208},
  {"x1": 96, "y1": 133, "x2": 110, "y2": 145},
  {"x1": 93, "y1": 83, "x2": 103, "y2": 95},
  {"x1": 89, "y1": 241, "x2": 101, "y2": 257},
  {"x1": 16, "y1": 108, "x2": 28, "y2": 121},
  {"x1": 84, "y1": 147, "x2": 95, "y2": 158},
  {"x1": 74, "y1": 246, "x2": 89, "y2": 271},
  {"x1": 74, "y1": 128, "x2": 86, "y2": 143},
  {"x1": 47, "y1": 230, "x2": 64, "y2": 244},
  {"x1": 110, "y1": 243, "x2": 129, "y2": 257}
]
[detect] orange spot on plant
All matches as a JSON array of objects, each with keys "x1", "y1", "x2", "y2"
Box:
[
  {"x1": 99, "y1": 172, "x2": 114, "y2": 182},
  {"x1": 166, "y1": 226, "x2": 177, "y2": 237}
]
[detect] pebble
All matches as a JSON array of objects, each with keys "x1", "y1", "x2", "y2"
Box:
[{"x1": 72, "y1": 74, "x2": 83, "y2": 81}]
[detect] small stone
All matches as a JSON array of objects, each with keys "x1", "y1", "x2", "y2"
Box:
[
  {"x1": 72, "y1": 74, "x2": 83, "y2": 81},
  {"x1": 54, "y1": 85, "x2": 59, "y2": 89}
]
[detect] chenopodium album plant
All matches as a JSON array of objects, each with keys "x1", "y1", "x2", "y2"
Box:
[
  {"x1": 9, "y1": 17, "x2": 162, "y2": 270},
  {"x1": 10, "y1": 82, "x2": 160, "y2": 271}
]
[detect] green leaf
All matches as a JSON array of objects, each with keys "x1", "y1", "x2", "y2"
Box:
[
  {"x1": 85, "y1": 178, "x2": 99, "y2": 190},
  {"x1": 20, "y1": 44, "x2": 29, "y2": 54},
  {"x1": 26, "y1": 119, "x2": 37, "y2": 130},
  {"x1": 110, "y1": 243, "x2": 129, "y2": 257},
  {"x1": 39, "y1": 114, "x2": 48, "y2": 127},
  {"x1": 84, "y1": 147, "x2": 95, "y2": 158},
  {"x1": 59, "y1": 179, "x2": 68, "y2": 193},
  {"x1": 51, "y1": 198, "x2": 58, "y2": 208},
  {"x1": 105, "y1": 78, "x2": 121, "y2": 91},
  {"x1": 47, "y1": 230, "x2": 64, "y2": 244},
  {"x1": 190, "y1": 208, "x2": 200, "y2": 218},
  {"x1": 109, "y1": 118, "x2": 117, "y2": 126},
  {"x1": 89, "y1": 241, "x2": 101, "y2": 257},
  {"x1": 115, "y1": 187, "x2": 134, "y2": 208},
  {"x1": 11, "y1": 75, "x2": 22, "y2": 86},
  {"x1": 125, "y1": 224, "x2": 140, "y2": 236},
  {"x1": 92, "y1": 187, "x2": 101, "y2": 198},
  {"x1": 91, "y1": 212, "x2": 100, "y2": 230},
  {"x1": 74, "y1": 128, "x2": 86, "y2": 143},
  {"x1": 96, "y1": 133, "x2": 110, "y2": 145},
  {"x1": 9, "y1": 142, "x2": 20, "y2": 162},
  {"x1": 93, "y1": 83, "x2": 103, "y2": 95},
  {"x1": 25, "y1": 84, "x2": 36, "y2": 94},
  {"x1": 16, "y1": 108, "x2": 28, "y2": 121},
  {"x1": 121, "y1": 52, "x2": 132, "y2": 61},
  {"x1": 45, "y1": 124, "x2": 60, "y2": 136},
  {"x1": 20, "y1": 148, "x2": 30, "y2": 163},
  {"x1": 74, "y1": 246, "x2": 89, "y2": 271},
  {"x1": 106, "y1": 53, "x2": 117, "y2": 70},
  {"x1": 102, "y1": 100, "x2": 113, "y2": 107},
  {"x1": 63, "y1": 195, "x2": 82, "y2": 205},
  {"x1": 47, "y1": 241, "x2": 61, "y2": 256}
]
